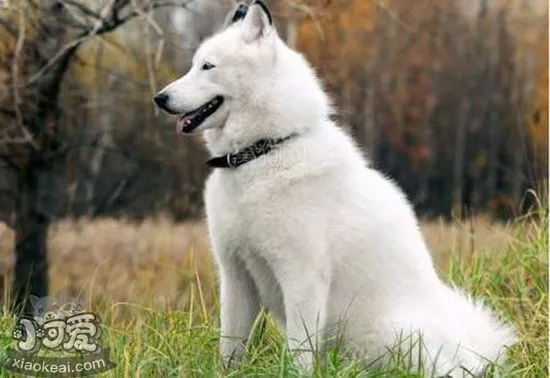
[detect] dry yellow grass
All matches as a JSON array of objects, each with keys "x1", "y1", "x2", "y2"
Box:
[
  {"x1": 421, "y1": 216, "x2": 513, "y2": 268},
  {"x1": 0, "y1": 218, "x2": 215, "y2": 318},
  {"x1": 0, "y1": 215, "x2": 546, "y2": 376},
  {"x1": 0, "y1": 216, "x2": 513, "y2": 311}
]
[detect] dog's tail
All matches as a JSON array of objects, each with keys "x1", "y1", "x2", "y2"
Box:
[{"x1": 447, "y1": 287, "x2": 516, "y2": 369}]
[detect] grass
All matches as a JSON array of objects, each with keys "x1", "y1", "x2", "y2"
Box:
[{"x1": 0, "y1": 210, "x2": 547, "y2": 377}]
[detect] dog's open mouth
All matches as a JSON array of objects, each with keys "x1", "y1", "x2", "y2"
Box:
[{"x1": 176, "y1": 96, "x2": 224, "y2": 133}]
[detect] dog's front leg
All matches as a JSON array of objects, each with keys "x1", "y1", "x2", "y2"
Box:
[
  {"x1": 218, "y1": 256, "x2": 260, "y2": 367},
  {"x1": 281, "y1": 265, "x2": 330, "y2": 372}
]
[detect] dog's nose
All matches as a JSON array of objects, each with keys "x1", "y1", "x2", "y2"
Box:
[{"x1": 154, "y1": 92, "x2": 169, "y2": 108}]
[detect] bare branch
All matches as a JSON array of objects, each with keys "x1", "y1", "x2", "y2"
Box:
[
  {"x1": 284, "y1": 0, "x2": 325, "y2": 38},
  {"x1": 26, "y1": 0, "x2": 191, "y2": 87},
  {"x1": 131, "y1": 0, "x2": 164, "y2": 35},
  {"x1": 0, "y1": 15, "x2": 17, "y2": 36},
  {"x1": 135, "y1": 0, "x2": 166, "y2": 117},
  {"x1": 61, "y1": 0, "x2": 102, "y2": 22},
  {"x1": 373, "y1": 0, "x2": 429, "y2": 37},
  {"x1": 26, "y1": 33, "x2": 89, "y2": 86},
  {"x1": 0, "y1": 12, "x2": 46, "y2": 63},
  {"x1": 11, "y1": 6, "x2": 39, "y2": 149}
]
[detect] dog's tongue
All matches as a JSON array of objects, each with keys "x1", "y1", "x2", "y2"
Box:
[{"x1": 175, "y1": 112, "x2": 197, "y2": 134}]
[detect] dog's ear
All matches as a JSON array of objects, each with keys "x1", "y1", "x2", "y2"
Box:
[
  {"x1": 222, "y1": 3, "x2": 248, "y2": 29},
  {"x1": 29, "y1": 294, "x2": 40, "y2": 310},
  {"x1": 241, "y1": 0, "x2": 273, "y2": 43}
]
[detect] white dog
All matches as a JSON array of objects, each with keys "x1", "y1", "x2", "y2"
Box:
[{"x1": 154, "y1": 2, "x2": 515, "y2": 376}]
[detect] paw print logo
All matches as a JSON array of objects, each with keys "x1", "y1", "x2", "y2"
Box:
[
  {"x1": 62, "y1": 302, "x2": 83, "y2": 316},
  {"x1": 12, "y1": 325, "x2": 25, "y2": 340},
  {"x1": 36, "y1": 326, "x2": 45, "y2": 339},
  {"x1": 44, "y1": 311, "x2": 57, "y2": 321}
]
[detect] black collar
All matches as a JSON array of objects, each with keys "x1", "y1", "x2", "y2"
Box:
[{"x1": 207, "y1": 134, "x2": 296, "y2": 169}]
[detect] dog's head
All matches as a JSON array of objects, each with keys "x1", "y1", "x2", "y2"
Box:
[{"x1": 154, "y1": 1, "x2": 279, "y2": 135}]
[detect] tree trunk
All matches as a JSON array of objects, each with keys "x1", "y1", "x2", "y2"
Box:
[
  {"x1": 13, "y1": 159, "x2": 54, "y2": 313},
  {"x1": 285, "y1": 6, "x2": 297, "y2": 49},
  {"x1": 10, "y1": 34, "x2": 77, "y2": 313},
  {"x1": 452, "y1": 100, "x2": 470, "y2": 217}
]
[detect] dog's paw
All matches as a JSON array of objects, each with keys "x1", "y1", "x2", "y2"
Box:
[
  {"x1": 292, "y1": 350, "x2": 315, "y2": 376},
  {"x1": 220, "y1": 339, "x2": 246, "y2": 369}
]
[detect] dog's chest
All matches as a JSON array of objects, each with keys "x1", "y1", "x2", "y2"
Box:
[
  {"x1": 206, "y1": 171, "x2": 284, "y2": 234},
  {"x1": 205, "y1": 172, "x2": 289, "y2": 319}
]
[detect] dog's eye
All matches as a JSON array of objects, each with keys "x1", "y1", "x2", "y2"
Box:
[{"x1": 201, "y1": 62, "x2": 216, "y2": 71}]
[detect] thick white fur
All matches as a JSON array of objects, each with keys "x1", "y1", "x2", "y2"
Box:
[{"x1": 157, "y1": 3, "x2": 516, "y2": 376}]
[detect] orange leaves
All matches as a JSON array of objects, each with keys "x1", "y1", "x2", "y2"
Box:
[
  {"x1": 296, "y1": 0, "x2": 376, "y2": 90},
  {"x1": 289, "y1": 0, "x2": 547, "y2": 215}
]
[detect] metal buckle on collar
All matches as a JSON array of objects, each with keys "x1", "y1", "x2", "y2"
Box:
[{"x1": 226, "y1": 154, "x2": 236, "y2": 168}]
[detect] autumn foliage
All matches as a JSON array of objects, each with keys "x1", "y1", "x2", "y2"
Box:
[
  {"x1": 0, "y1": 0, "x2": 547, "y2": 223},
  {"x1": 292, "y1": 0, "x2": 547, "y2": 218}
]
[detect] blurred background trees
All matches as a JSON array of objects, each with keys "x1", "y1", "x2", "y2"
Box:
[
  {"x1": 0, "y1": 0, "x2": 200, "y2": 309},
  {"x1": 0, "y1": 0, "x2": 547, "y2": 307},
  {"x1": 295, "y1": 0, "x2": 547, "y2": 218}
]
